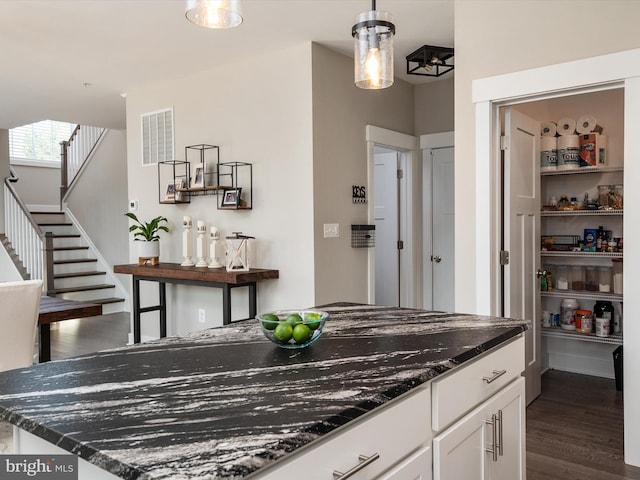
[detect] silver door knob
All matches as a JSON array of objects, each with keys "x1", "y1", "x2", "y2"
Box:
[{"x1": 432, "y1": 255, "x2": 442, "y2": 263}]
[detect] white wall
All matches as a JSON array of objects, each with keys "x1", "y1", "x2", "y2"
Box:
[
  {"x1": 455, "y1": 0, "x2": 640, "y2": 466},
  {"x1": 11, "y1": 164, "x2": 59, "y2": 207},
  {"x1": 415, "y1": 78, "x2": 454, "y2": 136},
  {"x1": 123, "y1": 43, "x2": 315, "y2": 337},
  {"x1": 65, "y1": 129, "x2": 129, "y2": 271},
  {"x1": 454, "y1": 0, "x2": 640, "y2": 314},
  {"x1": 0, "y1": 129, "x2": 8, "y2": 232}
]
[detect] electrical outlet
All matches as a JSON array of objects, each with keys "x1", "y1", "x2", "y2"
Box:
[
  {"x1": 198, "y1": 309, "x2": 205, "y2": 323},
  {"x1": 323, "y1": 223, "x2": 339, "y2": 238},
  {"x1": 129, "y1": 200, "x2": 138, "y2": 211}
]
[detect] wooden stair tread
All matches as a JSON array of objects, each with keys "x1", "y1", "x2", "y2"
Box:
[
  {"x1": 30, "y1": 211, "x2": 64, "y2": 215},
  {"x1": 50, "y1": 234, "x2": 81, "y2": 238},
  {"x1": 52, "y1": 283, "x2": 116, "y2": 294},
  {"x1": 54, "y1": 271, "x2": 107, "y2": 279},
  {"x1": 53, "y1": 258, "x2": 98, "y2": 265},
  {"x1": 91, "y1": 297, "x2": 125, "y2": 305},
  {"x1": 38, "y1": 222, "x2": 73, "y2": 226},
  {"x1": 53, "y1": 246, "x2": 89, "y2": 251}
]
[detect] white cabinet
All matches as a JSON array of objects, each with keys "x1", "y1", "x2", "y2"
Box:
[
  {"x1": 377, "y1": 445, "x2": 432, "y2": 480},
  {"x1": 432, "y1": 377, "x2": 525, "y2": 480},
  {"x1": 257, "y1": 386, "x2": 431, "y2": 480}
]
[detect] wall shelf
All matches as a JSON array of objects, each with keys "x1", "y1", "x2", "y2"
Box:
[
  {"x1": 541, "y1": 165, "x2": 624, "y2": 176},
  {"x1": 541, "y1": 327, "x2": 622, "y2": 345},
  {"x1": 541, "y1": 251, "x2": 623, "y2": 258},
  {"x1": 541, "y1": 290, "x2": 623, "y2": 302},
  {"x1": 541, "y1": 209, "x2": 623, "y2": 217}
]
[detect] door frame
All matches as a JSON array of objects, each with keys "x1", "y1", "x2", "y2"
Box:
[
  {"x1": 472, "y1": 48, "x2": 640, "y2": 466},
  {"x1": 420, "y1": 131, "x2": 454, "y2": 310},
  {"x1": 366, "y1": 125, "x2": 419, "y2": 308}
]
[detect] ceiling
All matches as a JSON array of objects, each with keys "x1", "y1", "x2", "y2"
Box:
[{"x1": 0, "y1": 0, "x2": 454, "y2": 131}]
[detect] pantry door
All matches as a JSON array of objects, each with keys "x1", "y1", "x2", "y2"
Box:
[{"x1": 502, "y1": 108, "x2": 541, "y2": 404}]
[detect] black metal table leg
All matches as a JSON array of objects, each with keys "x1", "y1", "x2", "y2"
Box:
[
  {"x1": 159, "y1": 281, "x2": 167, "y2": 338},
  {"x1": 39, "y1": 324, "x2": 51, "y2": 362},
  {"x1": 248, "y1": 282, "x2": 257, "y2": 319},
  {"x1": 133, "y1": 276, "x2": 141, "y2": 343},
  {"x1": 222, "y1": 284, "x2": 231, "y2": 325}
]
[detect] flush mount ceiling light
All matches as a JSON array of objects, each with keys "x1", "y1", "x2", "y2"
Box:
[
  {"x1": 352, "y1": 0, "x2": 395, "y2": 90},
  {"x1": 406, "y1": 45, "x2": 454, "y2": 77},
  {"x1": 185, "y1": 0, "x2": 243, "y2": 29}
]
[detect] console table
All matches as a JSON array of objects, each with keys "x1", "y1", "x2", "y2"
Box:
[{"x1": 113, "y1": 263, "x2": 279, "y2": 343}]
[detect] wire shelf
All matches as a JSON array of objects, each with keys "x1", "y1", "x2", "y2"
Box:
[
  {"x1": 541, "y1": 327, "x2": 622, "y2": 345},
  {"x1": 541, "y1": 165, "x2": 624, "y2": 176}
]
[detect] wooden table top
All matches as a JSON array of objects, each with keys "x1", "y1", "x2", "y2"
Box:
[
  {"x1": 114, "y1": 263, "x2": 279, "y2": 284},
  {"x1": 38, "y1": 296, "x2": 103, "y2": 325}
]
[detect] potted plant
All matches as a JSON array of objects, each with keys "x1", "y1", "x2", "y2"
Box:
[{"x1": 125, "y1": 213, "x2": 169, "y2": 265}]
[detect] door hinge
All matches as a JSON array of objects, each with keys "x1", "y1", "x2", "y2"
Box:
[
  {"x1": 397, "y1": 240, "x2": 404, "y2": 250},
  {"x1": 500, "y1": 250, "x2": 510, "y2": 265},
  {"x1": 500, "y1": 135, "x2": 509, "y2": 151},
  {"x1": 397, "y1": 169, "x2": 404, "y2": 179}
]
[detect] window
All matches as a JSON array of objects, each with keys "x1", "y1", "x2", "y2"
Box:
[
  {"x1": 9, "y1": 120, "x2": 76, "y2": 165},
  {"x1": 141, "y1": 108, "x2": 174, "y2": 165}
]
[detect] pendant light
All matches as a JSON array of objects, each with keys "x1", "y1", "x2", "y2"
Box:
[
  {"x1": 352, "y1": 0, "x2": 395, "y2": 89},
  {"x1": 185, "y1": 0, "x2": 243, "y2": 29}
]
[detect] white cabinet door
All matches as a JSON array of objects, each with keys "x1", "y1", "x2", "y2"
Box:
[
  {"x1": 486, "y1": 377, "x2": 526, "y2": 480},
  {"x1": 433, "y1": 377, "x2": 525, "y2": 480},
  {"x1": 377, "y1": 446, "x2": 432, "y2": 480}
]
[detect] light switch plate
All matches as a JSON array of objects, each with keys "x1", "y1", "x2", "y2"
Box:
[
  {"x1": 323, "y1": 223, "x2": 339, "y2": 238},
  {"x1": 129, "y1": 200, "x2": 139, "y2": 211}
]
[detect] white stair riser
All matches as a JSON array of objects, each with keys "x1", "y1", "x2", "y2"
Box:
[
  {"x1": 53, "y1": 250, "x2": 90, "y2": 262},
  {"x1": 58, "y1": 288, "x2": 116, "y2": 302},
  {"x1": 32, "y1": 214, "x2": 67, "y2": 224},
  {"x1": 102, "y1": 302, "x2": 126, "y2": 315},
  {"x1": 50, "y1": 237, "x2": 85, "y2": 248},
  {"x1": 55, "y1": 275, "x2": 106, "y2": 289},
  {"x1": 53, "y1": 262, "x2": 99, "y2": 275},
  {"x1": 40, "y1": 225, "x2": 76, "y2": 236}
]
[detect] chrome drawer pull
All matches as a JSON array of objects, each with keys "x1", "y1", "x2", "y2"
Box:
[
  {"x1": 497, "y1": 409, "x2": 504, "y2": 456},
  {"x1": 333, "y1": 453, "x2": 380, "y2": 480},
  {"x1": 485, "y1": 414, "x2": 498, "y2": 462},
  {"x1": 482, "y1": 369, "x2": 507, "y2": 384}
]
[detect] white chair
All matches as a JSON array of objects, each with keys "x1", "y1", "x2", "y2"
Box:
[{"x1": 0, "y1": 280, "x2": 42, "y2": 371}]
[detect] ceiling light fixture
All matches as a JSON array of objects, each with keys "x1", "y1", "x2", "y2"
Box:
[
  {"x1": 352, "y1": 0, "x2": 395, "y2": 90},
  {"x1": 185, "y1": 0, "x2": 243, "y2": 29},
  {"x1": 406, "y1": 45, "x2": 454, "y2": 77}
]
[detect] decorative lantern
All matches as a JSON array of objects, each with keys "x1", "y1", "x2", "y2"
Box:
[{"x1": 225, "y1": 232, "x2": 254, "y2": 272}]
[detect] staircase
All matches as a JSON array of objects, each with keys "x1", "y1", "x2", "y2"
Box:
[
  {"x1": 32, "y1": 210, "x2": 125, "y2": 312},
  {"x1": 0, "y1": 234, "x2": 30, "y2": 279}
]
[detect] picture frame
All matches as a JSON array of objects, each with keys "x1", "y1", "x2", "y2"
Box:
[
  {"x1": 221, "y1": 188, "x2": 242, "y2": 207},
  {"x1": 192, "y1": 166, "x2": 205, "y2": 188},
  {"x1": 165, "y1": 179, "x2": 185, "y2": 202}
]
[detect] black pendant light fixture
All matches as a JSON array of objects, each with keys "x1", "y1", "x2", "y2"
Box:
[
  {"x1": 406, "y1": 45, "x2": 454, "y2": 77},
  {"x1": 352, "y1": 0, "x2": 396, "y2": 89}
]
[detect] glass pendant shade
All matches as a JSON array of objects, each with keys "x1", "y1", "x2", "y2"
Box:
[
  {"x1": 352, "y1": 10, "x2": 394, "y2": 89},
  {"x1": 185, "y1": 0, "x2": 243, "y2": 29}
]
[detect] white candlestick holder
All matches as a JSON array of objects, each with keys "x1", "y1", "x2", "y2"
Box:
[
  {"x1": 181, "y1": 216, "x2": 194, "y2": 266},
  {"x1": 195, "y1": 221, "x2": 208, "y2": 267},
  {"x1": 208, "y1": 227, "x2": 223, "y2": 268}
]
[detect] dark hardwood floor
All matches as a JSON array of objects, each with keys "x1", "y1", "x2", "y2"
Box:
[{"x1": 527, "y1": 370, "x2": 640, "y2": 480}]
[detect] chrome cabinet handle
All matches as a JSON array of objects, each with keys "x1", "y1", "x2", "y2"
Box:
[
  {"x1": 497, "y1": 409, "x2": 503, "y2": 456},
  {"x1": 482, "y1": 369, "x2": 507, "y2": 384},
  {"x1": 485, "y1": 413, "x2": 498, "y2": 462},
  {"x1": 333, "y1": 453, "x2": 380, "y2": 480}
]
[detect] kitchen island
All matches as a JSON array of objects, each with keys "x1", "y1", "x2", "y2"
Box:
[{"x1": 0, "y1": 304, "x2": 529, "y2": 479}]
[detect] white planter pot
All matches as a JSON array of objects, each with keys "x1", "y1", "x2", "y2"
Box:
[{"x1": 138, "y1": 241, "x2": 160, "y2": 265}]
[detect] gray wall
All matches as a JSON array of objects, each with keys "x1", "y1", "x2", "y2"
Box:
[
  {"x1": 415, "y1": 77, "x2": 454, "y2": 136},
  {"x1": 12, "y1": 164, "x2": 59, "y2": 207},
  {"x1": 311, "y1": 43, "x2": 415, "y2": 305},
  {"x1": 66, "y1": 129, "x2": 129, "y2": 270}
]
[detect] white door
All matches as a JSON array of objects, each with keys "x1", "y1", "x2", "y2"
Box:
[
  {"x1": 374, "y1": 150, "x2": 400, "y2": 306},
  {"x1": 431, "y1": 146, "x2": 455, "y2": 311},
  {"x1": 502, "y1": 108, "x2": 541, "y2": 404}
]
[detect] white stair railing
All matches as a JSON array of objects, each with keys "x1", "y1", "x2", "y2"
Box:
[
  {"x1": 60, "y1": 125, "x2": 105, "y2": 200},
  {"x1": 3, "y1": 180, "x2": 45, "y2": 282}
]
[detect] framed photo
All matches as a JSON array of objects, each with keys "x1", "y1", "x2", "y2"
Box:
[
  {"x1": 165, "y1": 179, "x2": 185, "y2": 202},
  {"x1": 192, "y1": 166, "x2": 205, "y2": 188},
  {"x1": 221, "y1": 188, "x2": 242, "y2": 207}
]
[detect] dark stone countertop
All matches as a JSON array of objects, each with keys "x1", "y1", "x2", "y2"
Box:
[{"x1": 0, "y1": 304, "x2": 528, "y2": 479}]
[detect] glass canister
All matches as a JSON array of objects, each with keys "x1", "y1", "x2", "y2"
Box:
[
  {"x1": 570, "y1": 265, "x2": 584, "y2": 291},
  {"x1": 576, "y1": 309, "x2": 593, "y2": 334},
  {"x1": 556, "y1": 265, "x2": 569, "y2": 290},
  {"x1": 598, "y1": 185, "x2": 611, "y2": 209},
  {"x1": 613, "y1": 259, "x2": 623, "y2": 294},
  {"x1": 598, "y1": 266, "x2": 612, "y2": 293},
  {"x1": 561, "y1": 298, "x2": 578, "y2": 330},
  {"x1": 613, "y1": 184, "x2": 623, "y2": 209},
  {"x1": 584, "y1": 266, "x2": 598, "y2": 291}
]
